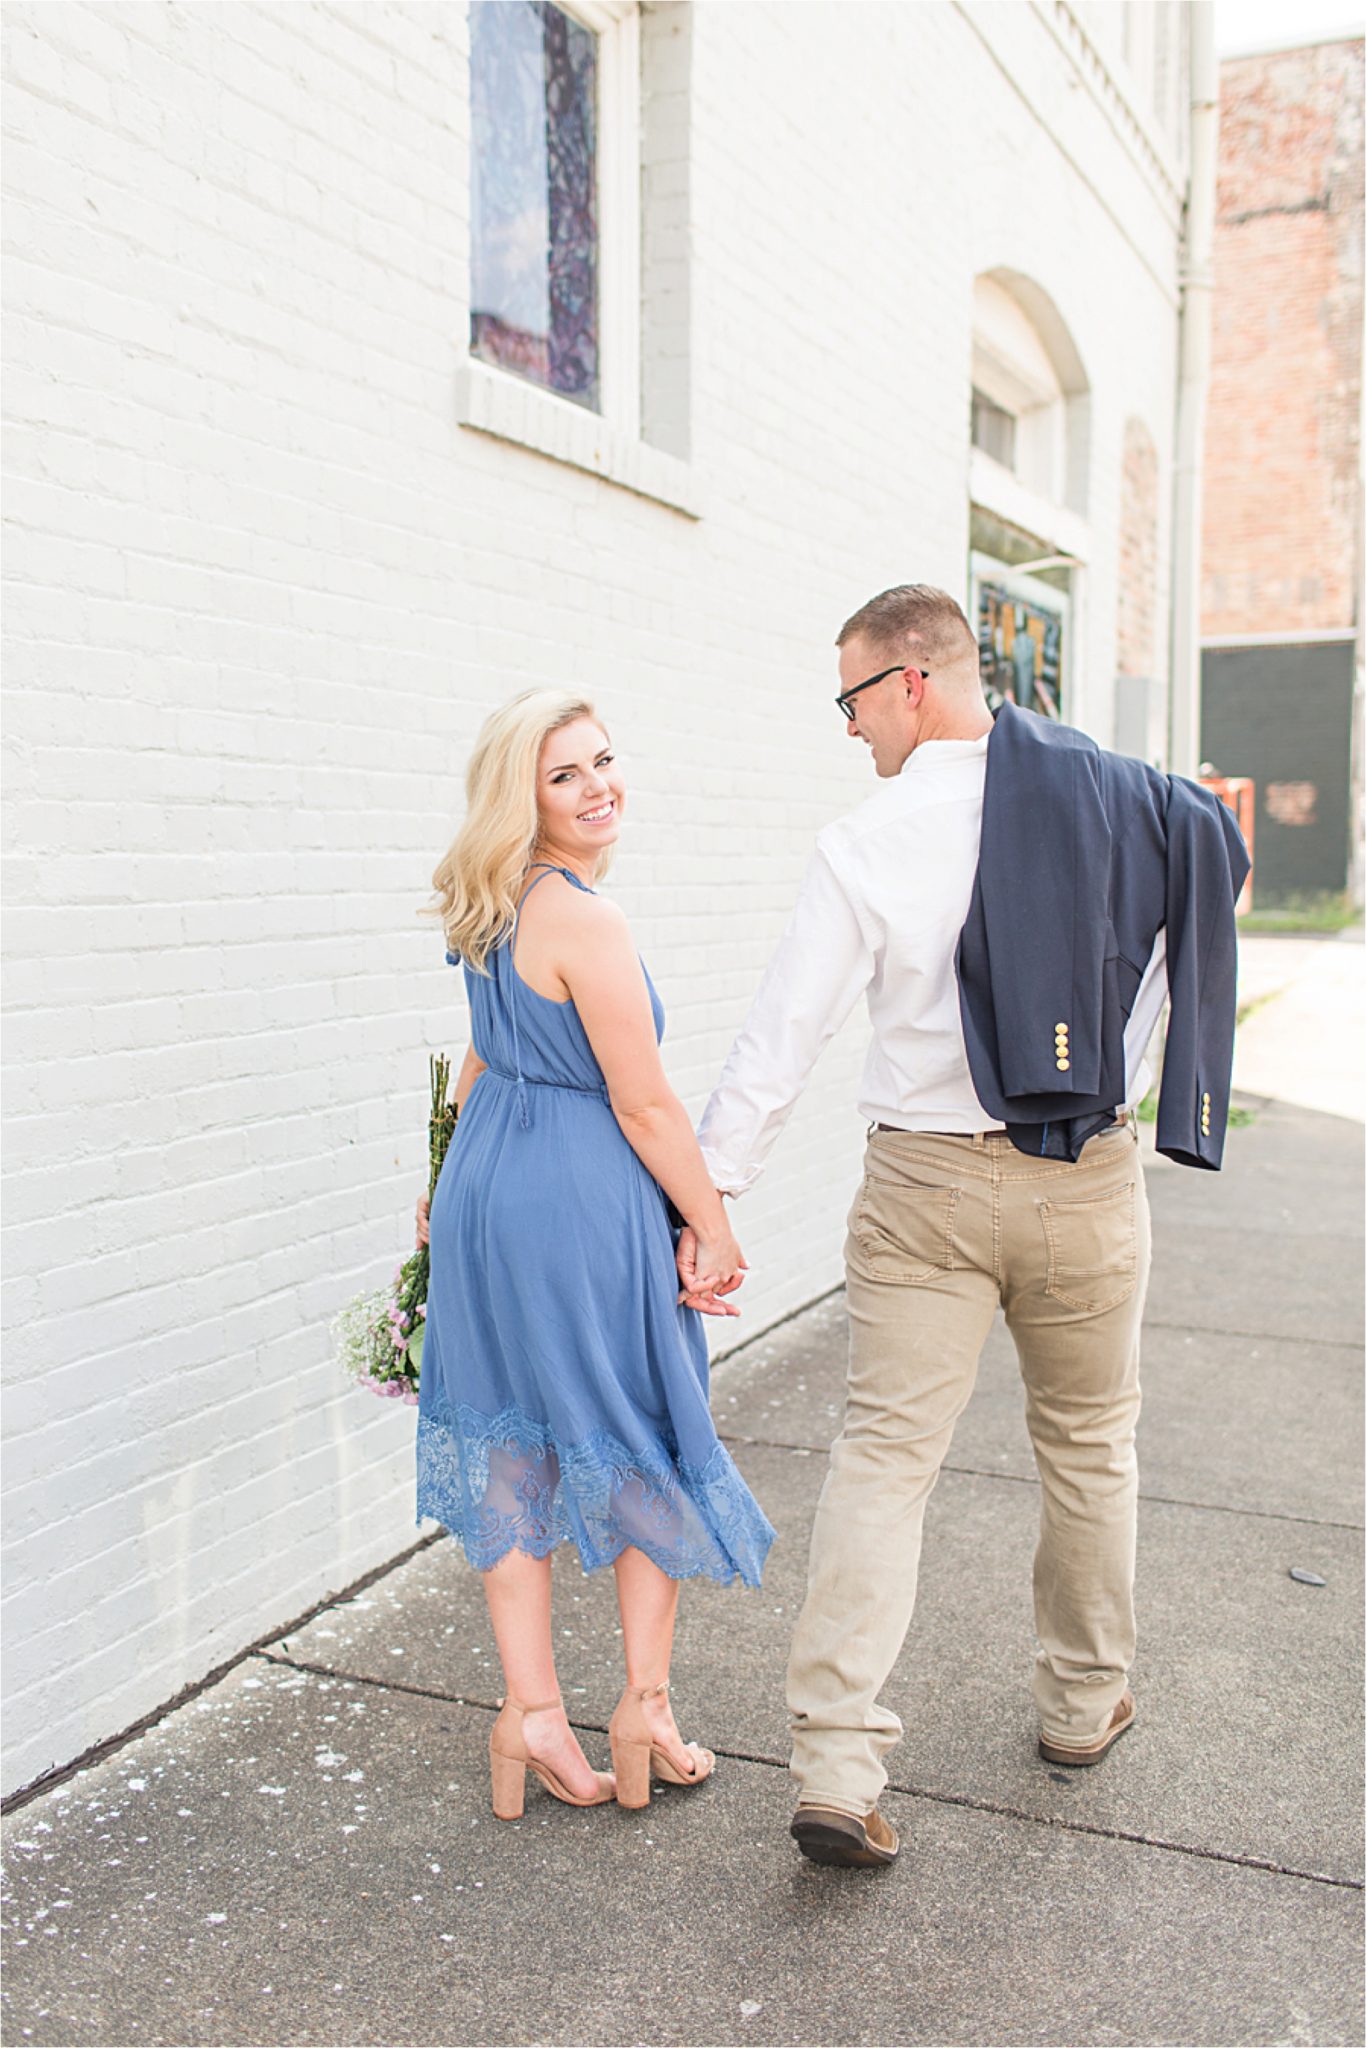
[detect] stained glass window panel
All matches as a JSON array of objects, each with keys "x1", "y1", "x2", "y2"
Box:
[{"x1": 470, "y1": 0, "x2": 599, "y2": 412}]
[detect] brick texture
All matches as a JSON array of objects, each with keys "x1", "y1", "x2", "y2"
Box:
[
  {"x1": 1202, "y1": 37, "x2": 1365, "y2": 634},
  {"x1": 2, "y1": 0, "x2": 1189, "y2": 1794},
  {"x1": 1118, "y1": 415, "x2": 1160, "y2": 677}
]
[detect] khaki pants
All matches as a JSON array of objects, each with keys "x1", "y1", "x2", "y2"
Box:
[{"x1": 787, "y1": 1120, "x2": 1151, "y2": 1815}]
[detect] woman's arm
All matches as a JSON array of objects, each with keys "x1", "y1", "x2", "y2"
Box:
[
  {"x1": 556, "y1": 892, "x2": 744, "y2": 1293},
  {"x1": 415, "y1": 1042, "x2": 486, "y2": 1246}
]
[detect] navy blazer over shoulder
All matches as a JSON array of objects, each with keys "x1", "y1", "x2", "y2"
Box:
[{"x1": 955, "y1": 703, "x2": 1251, "y2": 1169}]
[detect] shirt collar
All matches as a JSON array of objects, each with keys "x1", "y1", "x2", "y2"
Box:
[{"x1": 898, "y1": 734, "x2": 991, "y2": 776}]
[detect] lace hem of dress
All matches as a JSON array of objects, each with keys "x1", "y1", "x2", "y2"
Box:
[{"x1": 415, "y1": 1396, "x2": 774, "y2": 1588}]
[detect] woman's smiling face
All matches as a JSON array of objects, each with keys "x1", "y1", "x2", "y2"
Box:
[{"x1": 534, "y1": 717, "x2": 625, "y2": 866}]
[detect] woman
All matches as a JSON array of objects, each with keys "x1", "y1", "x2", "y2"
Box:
[{"x1": 415, "y1": 689, "x2": 774, "y2": 1821}]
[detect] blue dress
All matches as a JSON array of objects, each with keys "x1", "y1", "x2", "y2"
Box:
[{"x1": 416, "y1": 866, "x2": 774, "y2": 1587}]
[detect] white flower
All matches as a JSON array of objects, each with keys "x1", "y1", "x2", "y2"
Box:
[{"x1": 330, "y1": 1288, "x2": 395, "y2": 1384}]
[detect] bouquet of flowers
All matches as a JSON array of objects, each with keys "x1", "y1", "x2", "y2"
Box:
[{"x1": 332, "y1": 1054, "x2": 459, "y2": 1405}]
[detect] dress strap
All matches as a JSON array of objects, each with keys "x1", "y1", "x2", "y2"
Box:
[
  {"x1": 514, "y1": 866, "x2": 566, "y2": 915},
  {"x1": 523, "y1": 861, "x2": 595, "y2": 894}
]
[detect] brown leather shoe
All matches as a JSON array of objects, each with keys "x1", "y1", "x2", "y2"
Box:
[
  {"x1": 790, "y1": 1804, "x2": 900, "y2": 1867},
  {"x1": 1038, "y1": 1689, "x2": 1135, "y2": 1768}
]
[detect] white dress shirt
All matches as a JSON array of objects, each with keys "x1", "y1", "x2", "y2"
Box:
[{"x1": 698, "y1": 735, "x2": 1168, "y2": 1196}]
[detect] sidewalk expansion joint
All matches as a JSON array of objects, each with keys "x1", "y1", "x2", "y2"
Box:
[
  {"x1": 0, "y1": 1529, "x2": 445, "y2": 1816},
  {"x1": 718, "y1": 1434, "x2": 1366, "y2": 1532},
  {"x1": 254, "y1": 1648, "x2": 512, "y2": 1711},
  {"x1": 885, "y1": 1780, "x2": 1366, "y2": 1892},
  {"x1": 711, "y1": 1283, "x2": 844, "y2": 1371},
  {"x1": 1141, "y1": 1317, "x2": 1363, "y2": 1353},
  {"x1": 722, "y1": 1304, "x2": 1364, "y2": 1362},
  {"x1": 256, "y1": 1652, "x2": 1364, "y2": 1893}
]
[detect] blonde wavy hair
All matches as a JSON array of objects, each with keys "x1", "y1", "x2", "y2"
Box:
[{"x1": 429, "y1": 690, "x2": 613, "y2": 973}]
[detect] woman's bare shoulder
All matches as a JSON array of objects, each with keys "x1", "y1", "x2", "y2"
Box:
[{"x1": 520, "y1": 871, "x2": 631, "y2": 955}]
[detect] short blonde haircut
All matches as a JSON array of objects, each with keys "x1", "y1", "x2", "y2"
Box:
[
  {"x1": 836, "y1": 584, "x2": 977, "y2": 671},
  {"x1": 429, "y1": 690, "x2": 611, "y2": 973}
]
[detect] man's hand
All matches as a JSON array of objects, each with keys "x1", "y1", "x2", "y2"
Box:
[
  {"x1": 676, "y1": 1224, "x2": 746, "y2": 1318},
  {"x1": 415, "y1": 1192, "x2": 430, "y2": 1249}
]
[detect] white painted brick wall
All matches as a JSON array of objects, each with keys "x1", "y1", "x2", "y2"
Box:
[{"x1": 1, "y1": 0, "x2": 1188, "y2": 1795}]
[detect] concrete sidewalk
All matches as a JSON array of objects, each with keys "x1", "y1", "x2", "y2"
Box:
[
  {"x1": 1233, "y1": 928, "x2": 1365, "y2": 1125},
  {"x1": 5, "y1": 1104, "x2": 1364, "y2": 2043}
]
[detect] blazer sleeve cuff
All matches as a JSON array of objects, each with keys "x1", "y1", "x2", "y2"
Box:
[{"x1": 1155, "y1": 1086, "x2": 1227, "y2": 1170}]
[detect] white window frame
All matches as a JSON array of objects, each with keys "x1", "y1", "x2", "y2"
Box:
[
  {"x1": 457, "y1": 0, "x2": 698, "y2": 516},
  {"x1": 573, "y1": 0, "x2": 639, "y2": 440},
  {"x1": 970, "y1": 386, "x2": 1018, "y2": 472}
]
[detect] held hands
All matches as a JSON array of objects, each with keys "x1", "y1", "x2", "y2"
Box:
[
  {"x1": 675, "y1": 1223, "x2": 748, "y2": 1318},
  {"x1": 420, "y1": 1185, "x2": 747, "y2": 1316}
]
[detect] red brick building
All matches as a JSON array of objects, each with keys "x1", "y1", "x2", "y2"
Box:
[{"x1": 1200, "y1": 33, "x2": 1363, "y2": 902}]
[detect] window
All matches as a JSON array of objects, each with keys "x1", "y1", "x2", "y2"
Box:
[
  {"x1": 467, "y1": 0, "x2": 640, "y2": 433},
  {"x1": 970, "y1": 551, "x2": 1070, "y2": 723},
  {"x1": 459, "y1": 0, "x2": 698, "y2": 516},
  {"x1": 966, "y1": 273, "x2": 1093, "y2": 723},
  {"x1": 470, "y1": 0, "x2": 602, "y2": 411},
  {"x1": 971, "y1": 387, "x2": 1017, "y2": 471}
]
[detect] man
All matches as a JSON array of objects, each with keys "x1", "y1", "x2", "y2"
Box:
[{"x1": 691, "y1": 584, "x2": 1248, "y2": 1870}]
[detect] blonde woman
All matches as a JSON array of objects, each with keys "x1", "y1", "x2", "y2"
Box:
[{"x1": 416, "y1": 690, "x2": 774, "y2": 1820}]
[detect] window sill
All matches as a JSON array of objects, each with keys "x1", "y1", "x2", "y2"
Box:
[
  {"x1": 456, "y1": 361, "x2": 700, "y2": 519},
  {"x1": 969, "y1": 449, "x2": 1090, "y2": 562}
]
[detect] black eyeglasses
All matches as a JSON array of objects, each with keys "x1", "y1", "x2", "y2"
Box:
[{"x1": 835, "y1": 663, "x2": 928, "y2": 722}]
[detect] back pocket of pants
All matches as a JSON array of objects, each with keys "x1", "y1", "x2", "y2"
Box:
[
  {"x1": 1039, "y1": 1181, "x2": 1137, "y2": 1313},
  {"x1": 850, "y1": 1178, "x2": 959, "y2": 1284}
]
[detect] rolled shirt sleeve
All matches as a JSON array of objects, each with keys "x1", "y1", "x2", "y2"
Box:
[{"x1": 697, "y1": 843, "x2": 876, "y2": 1195}]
